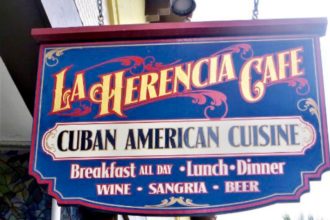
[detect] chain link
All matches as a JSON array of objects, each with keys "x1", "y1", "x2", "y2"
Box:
[
  {"x1": 252, "y1": 0, "x2": 259, "y2": 20},
  {"x1": 97, "y1": 0, "x2": 104, "y2": 26}
]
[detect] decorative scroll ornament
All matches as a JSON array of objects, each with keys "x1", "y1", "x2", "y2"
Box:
[
  {"x1": 81, "y1": 55, "x2": 181, "y2": 75},
  {"x1": 212, "y1": 43, "x2": 253, "y2": 60},
  {"x1": 58, "y1": 102, "x2": 92, "y2": 117},
  {"x1": 297, "y1": 98, "x2": 321, "y2": 123},
  {"x1": 178, "y1": 90, "x2": 228, "y2": 119},
  {"x1": 81, "y1": 43, "x2": 253, "y2": 75},
  {"x1": 43, "y1": 129, "x2": 56, "y2": 152},
  {"x1": 145, "y1": 196, "x2": 209, "y2": 208},
  {"x1": 45, "y1": 48, "x2": 75, "y2": 67},
  {"x1": 270, "y1": 77, "x2": 310, "y2": 95},
  {"x1": 299, "y1": 124, "x2": 315, "y2": 145},
  {"x1": 63, "y1": 43, "x2": 252, "y2": 118}
]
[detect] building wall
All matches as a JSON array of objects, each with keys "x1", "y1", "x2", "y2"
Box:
[{"x1": 0, "y1": 58, "x2": 32, "y2": 144}]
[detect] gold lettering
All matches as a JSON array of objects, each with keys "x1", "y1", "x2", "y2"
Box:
[
  {"x1": 51, "y1": 67, "x2": 71, "y2": 113},
  {"x1": 173, "y1": 63, "x2": 192, "y2": 93},
  {"x1": 192, "y1": 58, "x2": 209, "y2": 87},
  {"x1": 159, "y1": 68, "x2": 173, "y2": 96},
  {"x1": 277, "y1": 51, "x2": 290, "y2": 80},
  {"x1": 125, "y1": 75, "x2": 140, "y2": 105},
  {"x1": 70, "y1": 72, "x2": 86, "y2": 101},
  {"x1": 208, "y1": 56, "x2": 219, "y2": 84},
  {"x1": 89, "y1": 71, "x2": 124, "y2": 117},
  {"x1": 218, "y1": 53, "x2": 236, "y2": 82},
  {"x1": 240, "y1": 57, "x2": 265, "y2": 102},
  {"x1": 290, "y1": 48, "x2": 304, "y2": 76},
  {"x1": 139, "y1": 73, "x2": 158, "y2": 102},
  {"x1": 262, "y1": 55, "x2": 278, "y2": 83}
]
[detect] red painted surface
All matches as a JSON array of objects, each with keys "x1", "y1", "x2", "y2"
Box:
[{"x1": 32, "y1": 18, "x2": 327, "y2": 43}]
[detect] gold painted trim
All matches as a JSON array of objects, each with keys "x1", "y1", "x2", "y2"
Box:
[
  {"x1": 145, "y1": 196, "x2": 209, "y2": 208},
  {"x1": 297, "y1": 98, "x2": 321, "y2": 124}
]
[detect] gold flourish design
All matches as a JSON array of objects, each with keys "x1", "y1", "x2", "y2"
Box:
[
  {"x1": 145, "y1": 196, "x2": 209, "y2": 208},
  {"x1": 44, "y1": 130, "x2": 57, "y2": 152},
  {"x1": 45, "y1": 48, "x2": 77, "y2": 67},
  {"x1": 297, "y1": 98, "x2": 321, "y2": 124},
  {"x1": 303, "y1": 125, "x2": 313, "y2": 144}
]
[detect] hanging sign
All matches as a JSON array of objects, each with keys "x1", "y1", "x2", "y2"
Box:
[{"x1": 30, "y1": 19, "x2": 330, "y2": 215}]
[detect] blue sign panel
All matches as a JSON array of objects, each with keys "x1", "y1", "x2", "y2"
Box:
[{"x1": 30, "y1": 36, "x2": 330, "y2": 215}]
